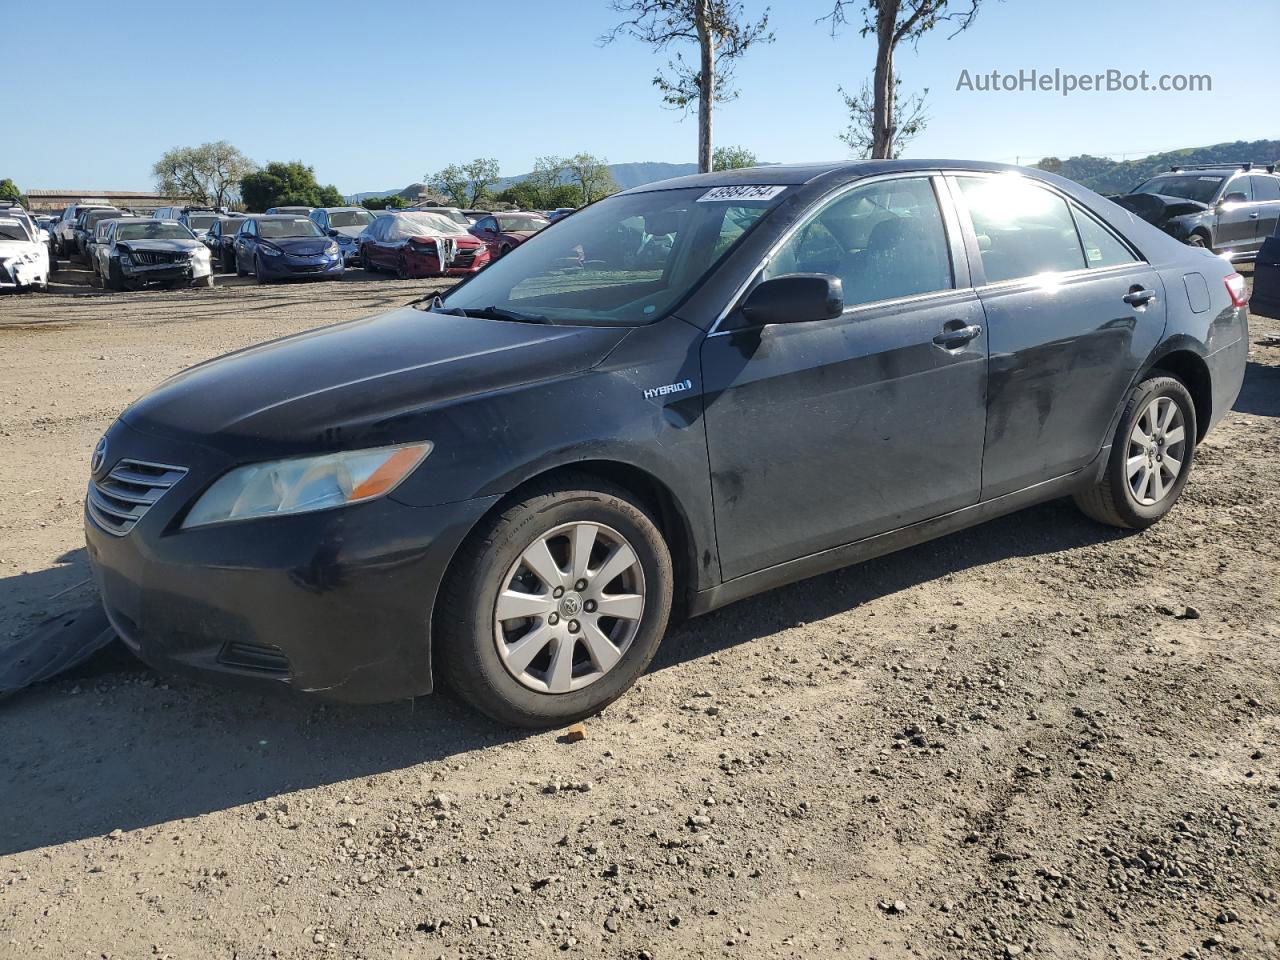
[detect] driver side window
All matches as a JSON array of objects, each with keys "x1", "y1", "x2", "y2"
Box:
[{"x1": 764, "y1": 177, "x2": 954, "y2": 308}]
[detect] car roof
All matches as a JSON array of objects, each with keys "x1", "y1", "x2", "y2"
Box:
[
  {"x1": 618, "y1": 159, "x2": 1054, "y2": 195},
  {"x1": 250, "y1": 214, "x2": 315, "y2": 220},
  {"x1": 317, "y1": 206, "x2": 367, "y2": 212}
]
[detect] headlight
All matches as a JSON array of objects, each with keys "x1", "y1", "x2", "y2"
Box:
[
  {"x1": 119, "y1": 254, "x2": 132, "y2": 266},
  {"x1": 326, "y1": 242, "x2": 339, "y2": 255},
  {"x1": 181, "y1": 442, "x2": 432, "y2": 528},
  {"x1": 260, "y1": 245, "x2": 282, "y2": 257}
]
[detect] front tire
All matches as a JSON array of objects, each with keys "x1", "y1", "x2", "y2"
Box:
[
  {"x1": 362, "y1": 247, "x2": 378, "y2": 272},
  {"x1": 254, "y1": 255, "x2": 268, "y2": 284},
  {"x1": 436, "y1": 476, "x2": 674, "y2": 727},
  {"x1": 1074, "y1": 375, "x2": 1197, "y2": 529}
]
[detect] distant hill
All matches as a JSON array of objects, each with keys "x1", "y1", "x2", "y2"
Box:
[
  {"x1": 347, "y1": 161, "x2": 702, "y2": 204},
  {"x1": 1036, "y1": 139, "x2": 1280, "y2": 195}
]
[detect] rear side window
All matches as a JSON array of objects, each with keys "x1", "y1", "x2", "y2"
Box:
[
  {"x1": 765, "y1": 176, "x2": 953, "y2": 307},
  {"x1": 956, "y1": 176, "x2": 1086, "y2": 283},
  {"x1": 1256, "y1": 176, "x2": 1280, "y2": 202},
  {"x1": 1071, "y1": 206, "x2": 1137, "y2": 268}
]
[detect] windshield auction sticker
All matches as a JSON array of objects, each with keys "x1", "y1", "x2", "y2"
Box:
[{"x1": 697, "y1": 185, "x2": 787, "y2": 203}]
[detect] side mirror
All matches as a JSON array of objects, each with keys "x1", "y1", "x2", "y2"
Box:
[
  {"x1": 1222, "y1": 192, "x2": 1249, "y2": 205},
  {"x1": 328, "y1": 228, "x2": 339, "y2": 237},
  {"x1": 741, "y1": 274, "x2": 844, "y2": 327}
]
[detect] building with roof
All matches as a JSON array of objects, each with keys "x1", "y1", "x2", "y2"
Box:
[{"x1": 24, "y1": 189, "x2": 187, "y2": 214}]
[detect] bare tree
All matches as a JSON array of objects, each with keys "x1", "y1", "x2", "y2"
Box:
[
  {"x1": 604, "y1": 1, "x2": 773, "y2": 173},
  {"x1": 152, "y1": 141, "x2": 255, "y2": 208},
  {"x1": 823, "y1": 0, "x2": 981, "y2": 159},
  {"x1": 837, "y1": 78, "x2": 927, "y2": 158}
]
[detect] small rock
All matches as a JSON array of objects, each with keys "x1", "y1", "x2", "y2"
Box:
[{"x1": 563, "y1": 722, "x2": 587, "y2": 743}]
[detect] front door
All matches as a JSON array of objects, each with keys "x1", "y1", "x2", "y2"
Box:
[
  {"x1": 1215, "y1": 176, "x2": 1256, "y2": 252},
  {"x1": 950, "y1": 174, "x2": 1168, "y2": 499},
  {"x1": 701, "y1": 175, "x2": 989, "y2": 581}
]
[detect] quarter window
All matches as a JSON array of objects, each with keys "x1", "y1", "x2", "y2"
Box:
[
  {"x1": 956, "y1": 176, "x2": 1086, "y2": 283},
  {"x1": 1071, "y1": 205, "x2": 1137, "y2": 268},
  {"x1": 764, "y1": 177, "x2": 953, "y2": 307}
]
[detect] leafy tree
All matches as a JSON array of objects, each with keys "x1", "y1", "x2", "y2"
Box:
[
  {"x1": 823, "y1": 1, "x2": 982, "y2": 159},
  {"x1": 566, "y1": 153, "x2": 618, "y2": 204},
  {"x1": 152, "y1": 141, "x2": 255, "y2": 208},
  {"x1": 604, "y1": 1, "x2": 774, "y2": 173},
  {"x1": 427, "y1": 158, "x2": 501, "y2": 208},
  {"x1": 712, "y1": 145, "x2": 757, "y2": 170},
  {"x1": 239, "y1": 161, "x2": 343, "y2": 212},
  {"x1": 837, "y1": 77, "x2": 927, "y2": 158},
  {"x1": 0, "y1": 178, "x2": 26, "y2": 206},
  {"x1": 360, "y1": 194, "x2": 409, "y2": 210}
]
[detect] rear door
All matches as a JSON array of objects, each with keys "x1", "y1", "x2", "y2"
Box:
[
  {"x1": 1250, "y1": 174, "x2": 1280, "y2": 245},
  {"x1": 951, "y1": 174, "x2": 1168, "y2": 499},
  {"x1": 701, "y1": 174, "x2": 989, "y2": 579}
]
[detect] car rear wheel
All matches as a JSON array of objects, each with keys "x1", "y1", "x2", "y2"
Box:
[
  {"x1": 1074, "y1": 375, "x2": 1197, "y2": 529},
  {"x1": 436, "y1": 476, "x2": 674, "y2": 727}
]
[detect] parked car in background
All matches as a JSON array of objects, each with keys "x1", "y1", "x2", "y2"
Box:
[
  {"x1": 233, "y1": 214, "x2": 342, "y2": 284},
  {"x1": 469, "y1": 211, "x2": 550, "y2": 258},
  {"x1": 74, "y1": 207, "x2": 123, "y2": 261},
  {"x1": 82, "y1": 160, "x2": 1249, "y2": 725},
  {"x1": 265, "y1": 205, "x2": 314, "y2": 216},
  {"x1": 358, "y1": 210, "x2": 489, "y2": 278},
  {"x1": 462, "y1": 209, "x2": 490, "y2": 224},
  {"x1": 178, "y1": 209, "x2": 223, "y2": 241},
  {"x1": 1250, "y1": 219, "x2": 1280, "y2": 320},
  {"x1": 96, "y1": 219, "x2": 213, "y2": 290},
  {"x1": 87, "y1": 215, "x2": 136, "y2": 277},
  {"x1": 547, "y1": 207, "x2": 577, "y2": 222},
  {"x1": 0, "y1": 215, "x2": 49, "y2": 291},
  {"x1": 202, "y1": 217, "x2": 245, "y2": 272},
  {"x1": 1114, "y1": 162, "x2": 1280, "y2": 260},
  {"x1": 409, "y1": 205, "x2": 471, "y2": 227},
  {"x1": 52, "y1": 203, "x2": 110, "y2": 256},
  {"x1": 309, "y1": 206, "x2": 375, "y2": 264}
]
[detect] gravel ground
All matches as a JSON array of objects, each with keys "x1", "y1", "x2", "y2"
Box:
[{"x1": 1, "y1": 265, "x2": 1277, "y2": 960}]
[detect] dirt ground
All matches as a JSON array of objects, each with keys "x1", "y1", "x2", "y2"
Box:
[{"x1": 1, "y1": 263, "x2": 1277, "y2": 960}]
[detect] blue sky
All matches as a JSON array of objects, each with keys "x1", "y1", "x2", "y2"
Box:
[{"x1": 7, "y1": 0, "x2": 1272, "y2": 193}]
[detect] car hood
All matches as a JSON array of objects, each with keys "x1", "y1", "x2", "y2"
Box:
[
  {"x1": 117, "y1": 238, "x2": 202, "y2": 253},
  {"x1": 1113, "y1": 193, "x2": 1210, "y2": 226},
  {"x1": 121, "y1": 308, "x2": 630, "y2": 446},
  {"x1": 0, "y1": 240, "x2": 40, "y2": 256},
  {"x1": 261, "y1": 235, "x2": 331, "y2": 255}
]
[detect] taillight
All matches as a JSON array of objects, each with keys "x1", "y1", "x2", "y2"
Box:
[{"x1": 1224, "y1": 272, "x2": 1248, "y2": 308}]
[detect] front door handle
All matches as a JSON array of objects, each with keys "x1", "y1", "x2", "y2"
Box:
[
  {"x1": 1249, "y1": 212, "x2": 1260, "y2": 219},
  {"x1": 932, "y1": 322, "x2": 982, "y2": 348},
  {"x1": 1123, "y1": 287, "x2": 1157, "y2": 306}
]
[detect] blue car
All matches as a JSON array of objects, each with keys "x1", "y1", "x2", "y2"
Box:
[{"x1": 233, "y1": 214, "x2": 344, "y2": 284}]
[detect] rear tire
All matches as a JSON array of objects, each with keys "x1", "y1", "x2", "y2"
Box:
[
  {"x1": 1074, "y1": 375, "x2": 1197, "y2": 529},
  {"x1": 223, "y1": 249, "x2": 236, "y2": 273},
  {"x1": 436, "y1": 476, "x2": 674, "y2": 727}
]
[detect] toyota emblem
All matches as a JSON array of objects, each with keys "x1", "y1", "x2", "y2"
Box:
[{"x1": 91, "y1": 436, "x2": 108, "y2": 475}]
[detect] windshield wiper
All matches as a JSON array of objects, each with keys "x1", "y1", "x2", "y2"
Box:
[{"x1": 426, "y1": 304, "x2": 551, "y2": 324}]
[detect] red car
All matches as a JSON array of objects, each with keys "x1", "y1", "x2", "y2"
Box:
[
  {"x1": 359, "y1": 212, "x2": 490, "y2": 279},
  {"x1": 469, "y1": 212, "x2": 550, "y2": 258}
]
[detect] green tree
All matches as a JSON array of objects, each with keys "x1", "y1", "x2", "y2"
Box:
[
  {"x1": 239, "y1": 161, "x2": 343, "y2": 212},
  {"x1": 837, "y1": 77, "x2": 927, "y2": 158},
  {"x1": 712, "y1": 145, "x2": 757, "y2": 170},
  {"x1": 152, "y1": 141, "x2": 255, "y2": 207},
  {"x1": 360, "y1": 194, "x2": 408, "y2": 210},
  {"x1": 427, "y1": 158, "x2": 501, "y2": 208},
  {"x1": 566, "y1": 153, "x2": 618, "y2": 204},
  {"x1": 0, "y1": 178, "x2": 26, "y2": 206}
]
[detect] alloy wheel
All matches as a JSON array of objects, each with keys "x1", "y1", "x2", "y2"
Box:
[
  {"x1": 493, "y1": 521, "x2": 645, "y2": 694},
  {"x1": 1127, "y1": 395, "x2": 1187, "y2": 505}
]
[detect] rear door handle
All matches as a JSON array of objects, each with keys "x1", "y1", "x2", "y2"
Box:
[
  {"x1": 932, "y1": 322, "x2": 982, "y2": 348},
  {"x1": 1123, "y1": 287, "x2": 1157, "y2": 306}
]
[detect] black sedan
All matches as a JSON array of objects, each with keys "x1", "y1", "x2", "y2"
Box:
[
  {"x1": 85, "y1": 160, "x2": 1248, "y2": 726},
  {"x1": 202, "y1": 216, "x2": 245, "y2": 272}
]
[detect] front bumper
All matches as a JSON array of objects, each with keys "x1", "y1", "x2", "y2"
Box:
[
  {"x1": 403, "y1": 249, "x2": 490, "y2": 278},
  {"x1": 259, "y1": 252, "x2": 345, "y2": 278},
  {"x1": 84, "y1": 419, "x2": 497, "y2": 703},
  {"x1": 122, "y1": 257, "x2": 213, "y2": 284}
]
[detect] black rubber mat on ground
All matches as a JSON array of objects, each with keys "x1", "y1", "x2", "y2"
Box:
[{"x1": 0, "y1": 604, "x2": 117, "y2": 700}]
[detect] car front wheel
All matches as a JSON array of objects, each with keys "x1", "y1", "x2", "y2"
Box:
[
  {"x1": 436, "y1": 476, "x2": 674, "y2": 727},
  {"x1": 1074, "y1": 375, "x2": 1197, "y2": 529}
]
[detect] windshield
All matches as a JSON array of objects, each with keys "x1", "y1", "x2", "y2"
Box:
[
  {"x1": 117, "y1": 222, "x2": 195, "y2": 241},
  {"x1": 259, "y1": 218, "x2": 323, "y2": 239},
  {"x1": 0, "y1": 218, "x2": 32, "y2": 242},
  {"x1": 439, "y1": 186, "x2": 784, "y2": 326},
  {"x1": 186, "y1": 215, "x2": 218, "y2": 229},
  {"x1": 1132, "y1": 175, "x2": 1223, "y2": 204},
  {"x1": 329, "y1": 209, "x2": 374, "y2": 228},
  {"x1": 497, "y1": 215, "x2": 549, "y2": 232}
]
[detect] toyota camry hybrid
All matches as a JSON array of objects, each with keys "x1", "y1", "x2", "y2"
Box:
[{"x1": 85, "y1": 160, "x2": 1248, "y2": 726}]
